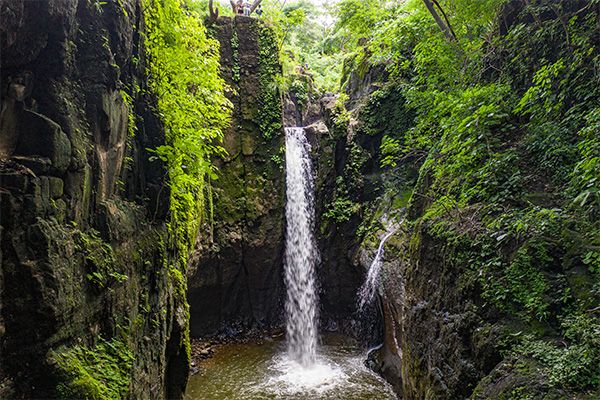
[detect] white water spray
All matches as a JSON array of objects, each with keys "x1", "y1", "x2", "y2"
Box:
[
  {"x1": 357, "y1": 223, "x2": 398, "y2": 311},
  {"x1": 284, "y1": 127, "x2": 319, "y2": 367}
]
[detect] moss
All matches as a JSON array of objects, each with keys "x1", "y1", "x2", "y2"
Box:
[
  {"x1": 50, "y1": 338, "x2": 134, "y2": 400},
  {"x1": 256, "y1": 22, "x2": 282, "y2": 140},
  {"x1": 231, "y1": 28, "x2": 240, "y2": 83},
  {"x1": 169, "y1": 266, "x2": 191, "y2": 361},
  {"x1": 75, "y1": 229, "x2": 128, "y2": 290},
  {"x1": 359, "y1": 85, "x2": 413, "y2": 138}
]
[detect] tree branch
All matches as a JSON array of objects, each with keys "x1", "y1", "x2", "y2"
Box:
[
  {"x1": 431, "y1": 0, "x2": 457, "y2": 41},
  {"x1": 421, "y1": 0, "x2": 456, "y2": 42},
  {"x1": 250, "y1": 0, "x2": 262, "y2": 13},
  {"x1": 208, "y1": 0, "x2": 220, "y2": 22}
]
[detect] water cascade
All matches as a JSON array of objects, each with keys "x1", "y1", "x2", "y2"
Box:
[
  {"x1": 283, "y1": 127, "x2": 319, "y2": 367},
  {"x1": 357, "y1": 222, "x2": 399, "y2": 311},
  {"x1": 185, "y1": 129, "x2": 397, "y2": 398}
]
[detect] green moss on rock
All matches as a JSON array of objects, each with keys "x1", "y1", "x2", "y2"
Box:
[
  {"x1": 50, "y1": 338, "x2": 134, "y2": 400},
  {"x1": 257, "y1": 23, "x2": 283, "y2": 140}
]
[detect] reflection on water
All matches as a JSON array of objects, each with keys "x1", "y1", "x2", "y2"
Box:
[{"x1": 185, "y1": 334, "x2": 397, "y2": 400}]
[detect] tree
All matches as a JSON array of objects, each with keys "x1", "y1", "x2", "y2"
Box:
[
  {"x1": 209, "y1": 0, "x2": 219, "y2": 22},
  {"x1": 421, "y1": 0, "x2": 457, "y2": 41}
]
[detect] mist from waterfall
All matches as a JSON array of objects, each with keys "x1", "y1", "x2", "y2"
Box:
[
  {"x1": 284, "y1": 127, "x2": 319, "y2": 367},
  {"x1": 357, "y1": 222, "x2": 399, "y2": 312}
]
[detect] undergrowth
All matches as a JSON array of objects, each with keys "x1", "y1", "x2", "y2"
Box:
[{"x1": 144, "y1": 0, "x2": 232, "y2": 261}]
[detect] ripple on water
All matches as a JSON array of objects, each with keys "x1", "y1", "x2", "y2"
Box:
[
  {"x1": 262, "y1": 354, "x2": 346, "y2": 396},
  {"x1": 184, "y1": 334, "x2": 398, "y2": 400}
]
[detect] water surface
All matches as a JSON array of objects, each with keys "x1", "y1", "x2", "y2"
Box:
[{"x1": 185, "y1": 334, "x2": 397, "y2": 400}]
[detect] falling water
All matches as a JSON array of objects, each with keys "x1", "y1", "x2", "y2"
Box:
[
  {"x1": 357, "y1": 223, "x2": 398, "y2": 311},
  {"x1": 184, "y1": 129, "x2": 397, "y2": 399},
  {"x1": 284, "y1": 127, "x2": 319, "y2": 367}
]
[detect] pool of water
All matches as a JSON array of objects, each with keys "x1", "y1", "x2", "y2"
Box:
[{"x1": 184, "y1": 334, "x2": 397, "y2": 400}]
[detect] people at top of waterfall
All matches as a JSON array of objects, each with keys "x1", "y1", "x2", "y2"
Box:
[
  {"x1": 243, "y1": 0, "x2": 251, "y2": 16},
  {"x1": 255, "y1": 4, "x2": 263, "y2": 17}
]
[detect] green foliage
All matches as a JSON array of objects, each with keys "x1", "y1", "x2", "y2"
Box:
[
  {"x1": 360, "y1": 85, "x2": 413, "y2": 138},
  {"x1": 572, "y1": 108, "x2": 600, "y2": 214},
  {"x1": 51, "y1": 338, "x2": 134, "y2": 400},
  {"x1": 144, "y1": 0, "x2": 231, "y2": 259},
  {"x1": 330, "y1": 0, "x2": 600, "y2": 395},
  {"x1": 119, "y1": 89, "x2": 137, "y2": 139},
  {"x1": 289, "y1": 78, "x2": 309, "y2": 107},
  {"x1": 257, "y1": 23, "x2": 283, "y2": 140},
  {"x1": 324, "y1": 193, "x2": 360, "y2": 223},
  {"x1": 231, "y1": 29, "x2": 240, "y2": 83},
  {"x1": 257, "y1": 0, "x2": 344, "y2": 93},
  {"x1": 513, "y1": 313, "x2": 600, "y2": 390},
  {"x1": 324, "y1": 143, "x2": 368, "y2": 223},
  {"x1": 334, "y1": 0, "x2": 383, "y2": 45},
  {"x1": 496, "y1": 238, "x2": 552, "y2": 320},
  {"x1": 76, "y1": 229, "x2": 128, "y2": 289}
]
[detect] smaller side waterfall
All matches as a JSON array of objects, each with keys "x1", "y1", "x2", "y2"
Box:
[
  {"x1": 357, "y1": 223, "x2": 398, "y2": 311},
  {"x1": 284, "y1": 127, "x2": 319, "y2": 367}
]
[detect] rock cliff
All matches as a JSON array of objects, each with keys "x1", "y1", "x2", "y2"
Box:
[
  {"x1": 345, "y1": 1, "x2": 600, "y2": 399},
  {"x1": 0, "y1": 1, "x2": 188, "y2": 398},
  {"x1": 187, "y1": 16, "x2": 286, "y2": 337}
]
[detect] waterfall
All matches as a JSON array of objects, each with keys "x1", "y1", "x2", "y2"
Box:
[
  {"x1": 357, "y1": 223, "x2": 398, "y2": 312},
  {"x1": 284, "y1": 127, "x2": 319, "y2": 367}
]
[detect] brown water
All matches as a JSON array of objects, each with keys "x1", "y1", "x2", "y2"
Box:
[{"x1": 185, "y1": 334, "x2": 397, "y2": 400}]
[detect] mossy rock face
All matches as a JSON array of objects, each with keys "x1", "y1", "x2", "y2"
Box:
[
  {"x1": 342, "y1": 1, "x2": 600, "y2": 398},
  {"x1": 0, "y1": 0, "x2": 188, "y2": 398},
  {"x1": 49, "y1": 338, "x2": 134, "y2": 400},
  {"x1": 188, "y1": 17, "x2": 286, "y2": 337}
]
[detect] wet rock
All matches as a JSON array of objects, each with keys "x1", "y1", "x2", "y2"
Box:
[
  {"x1": 0, "y1": 1, "x2": 188, "y2": 398},
  {"x1": 188, "y1": 17, "x2": 285, "y2": 337},
  {"x1": 14, "y1": 111, "x2": 72, "y2": 174},
  {"x1": 47, "y1": 177, "x2": 63, "y2": 198}
]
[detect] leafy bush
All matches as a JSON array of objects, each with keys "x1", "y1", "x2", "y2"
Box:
[
  {"x1": 332, "y1": 0, "x2": 600, "y2": 395},
  {"x1": 514, "y1": 314, "x2": 600, "y2": 390},
  {"x1": 144, "y1": 0, "x2": 231, "y2": 258},
  {"x1": 257, "y1": 23, "x2": 283, "y2": 139},
  {"x1": 76, "y1": 229, "x2": 128, "y2": 289}
]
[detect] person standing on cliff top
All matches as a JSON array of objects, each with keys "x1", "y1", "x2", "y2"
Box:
[{"x1": 243, "y1": 0, "x2": 251, "y2": 16}]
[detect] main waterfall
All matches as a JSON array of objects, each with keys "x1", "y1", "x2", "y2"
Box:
[
  {"x1": 185, "y1": 128, "x2": 397, "y2": 399},
  {"x1": 284, "y1": 127, "x2": 319, "y2": 367}
]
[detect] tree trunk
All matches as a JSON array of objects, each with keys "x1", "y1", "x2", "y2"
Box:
[
  {"x1": 249, "y1": 0, "x2": 262, "y2": 13},
  {"x1": 421, "y1": 0, "x2": 456, "y2": 41},
  {"x1": 209, "y1": 0, "x2": 220, "y2": 21}
]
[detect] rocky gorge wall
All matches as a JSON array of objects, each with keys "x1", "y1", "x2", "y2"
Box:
[
  {"x1": 187, "y1": 16, "x2": 286, "y2": 337},
  {"x1": 0, "y1": 1, "x2": 188, "y2": 398},
  {"x1": 344, "y1": 1, "x2": 600, "y2": 399}
]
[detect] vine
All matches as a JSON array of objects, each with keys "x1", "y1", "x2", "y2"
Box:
[
  {"x1": 231, "y1": 28, "x2": 240, "y2": 83},
  {"x1": 143, "y1": 0, "x2": 232, "y2": 261},
  {"x1": 257, "y1": 23, "x2": 283, "y2": 140}
]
